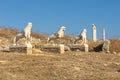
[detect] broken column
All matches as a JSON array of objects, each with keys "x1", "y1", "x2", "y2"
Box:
[
  {"x1": 102, "y1": 39, "x2": 110, "y2": 53},
  {"x1": 102, "y1": 28, "x2": 106, "y2": 41},
  {"x1": 92, "y1": 24, "x2": 97, "y2": 42}
]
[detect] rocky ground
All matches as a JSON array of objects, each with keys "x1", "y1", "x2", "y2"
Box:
[
  {"x1": 0, "y1": 51, "x2": 120, "y2": 80},
  {"x1": 0, "y1": 28, "x2": 120, "y2": 80}
]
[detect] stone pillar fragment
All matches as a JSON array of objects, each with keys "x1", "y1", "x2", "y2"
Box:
[
  {"x1": 102, "y1": 40, "x2": 110, "y2": 53},
  {"x1": 59, "y1": 44, "x2": 64, "y2": 54},
  {"x1": 92, "y1": 24, "x2": 97, "y2": 42},
  {"x1": 26, "y1": 42, "x2": 32, "y2": 54},
  {"x1": 102, "y1": 28, "x2": 106, "y2": 41},
  {"x1": 84, "y1": 44, "x2": 89, "y2": 52}
]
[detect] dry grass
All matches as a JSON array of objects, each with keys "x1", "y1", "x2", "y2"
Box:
[
  {"x1": 0, "y1": 28, "x2": 18, "y2": 39},
  {"x1": 0, "y1": 52, "x2": 120, "y2": 80},
  {"x1": 110, "y1": 38, "x2": 120, "y2": 53}
]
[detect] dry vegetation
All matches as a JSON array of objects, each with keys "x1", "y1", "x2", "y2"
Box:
[
  {"x1": 0, "y1": 52, "x2": 120, "y2": 80},
  {"x1": 0, "y1": 28, "x2": 120, "y2": 80}
]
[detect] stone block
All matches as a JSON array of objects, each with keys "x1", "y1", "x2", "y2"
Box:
[
  {"x1": 83, "y1": 44, "x2": 89, "y2": 52},
  {"x1": 67, "y1": 44, "x2": 89, "y2": 52},
  {"x1": 59, "y1": 44, "x2": 64, "y2": 54},
  {"x1": 102, "y1": 40, "x2": 110, "y2": 53}
]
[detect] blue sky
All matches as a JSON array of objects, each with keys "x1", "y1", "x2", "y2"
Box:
[{"x1": 0, "y1": 0, "x2": 120, "y2": 39}]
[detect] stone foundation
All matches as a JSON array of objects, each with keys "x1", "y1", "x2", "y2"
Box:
[
  {"x1": 67, "y1": 44, "x2": 89, "y2": 52},
  {"x1": 9, "y1": 45, "x2": 32, "y2": 54},
  {"x1": 42, "y1": 44, "x2": 65, "y2": 54}
]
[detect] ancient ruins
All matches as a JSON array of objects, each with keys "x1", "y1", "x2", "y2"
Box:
[{"x1": 0, "y1": 22, "x2": 111, "y2": 54}]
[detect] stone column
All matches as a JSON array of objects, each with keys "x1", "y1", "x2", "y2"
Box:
[
  {"x1": 92, "y1": 24, "x2": 97, "y2": 42},
  {"x1": 59, "y1": 44, "x2": 64, "y2": 54},
  {"x1": 102, "y1": 28, "x2": 106, "y2": 41}
]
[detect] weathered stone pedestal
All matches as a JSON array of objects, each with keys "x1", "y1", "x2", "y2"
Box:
[
  {"x1": 83, "y1": 44, "x2": 89, "y2": 52},
  {"x1": 9, "y1": 43, "x2": 32, "y2": 54},
  {"x1": 42, "y1": 44, "x2": 65, "y2": 54},
  {"x1": 26, "y1": 43, "x2": 32, "y2": 54},
  {"x1": 9, "y1": 45, "x2": 26, "y2": 53},
  {"x1": 68, "y1": 44, "x2": 89, "y2": 52},
  {"x1": 59, "y1": 44, "x2": 64, "y2": 54}
]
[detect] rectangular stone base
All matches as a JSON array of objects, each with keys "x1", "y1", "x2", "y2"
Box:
[
  {"x1": 42, "y1": 44, "x2": 65, "y2": 54},
  {"x1": 9, "y1": 45, "x2": 32, "y2": 54},
  {"x1": 67, "y1": 44, "x2": 89, "y2": 52}
]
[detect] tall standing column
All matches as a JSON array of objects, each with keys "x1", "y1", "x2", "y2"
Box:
[
  {"x1": 102, "y1": 28, "x2": 106, "y2": 41},
  {"x1": 92, "y1": 24, "x2": 97, "y2": 42}
]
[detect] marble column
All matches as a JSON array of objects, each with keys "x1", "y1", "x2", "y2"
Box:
[
  {"x1": 92, "y1": 24, "x2": 97, "y2": 42},
  {"x1": 102, "y1": 28, "x2": 106, "y2": 41}
]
